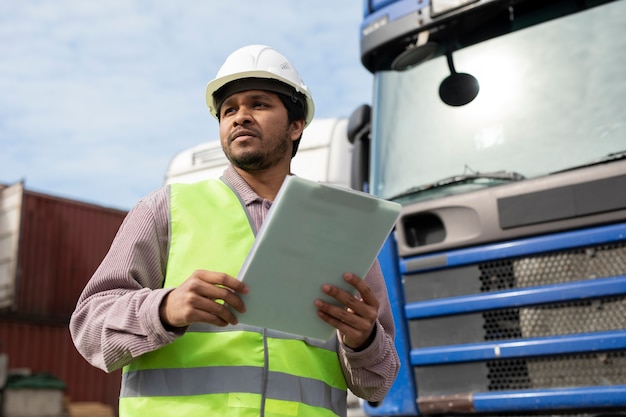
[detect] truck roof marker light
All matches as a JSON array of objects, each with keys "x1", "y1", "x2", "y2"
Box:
[
  {"x1": 431, "y1": 0, "x2": 479, "y2": 17},
  {"x1": 391, "y1": 30, "x2": 438, "y2": 71},
  {"x1": 439, "y1": 50, "x2": 480, "y2": 106}
]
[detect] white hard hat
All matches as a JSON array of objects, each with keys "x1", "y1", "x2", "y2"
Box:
[{"x1": 206, "y1": 45, "x2": 315, "y2": 126}]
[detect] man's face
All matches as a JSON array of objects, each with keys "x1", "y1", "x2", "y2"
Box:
[{"x1": 218, "y1": 90, "x2": 304, "y2": 172}]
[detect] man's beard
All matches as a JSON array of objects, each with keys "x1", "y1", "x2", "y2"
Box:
[{"x1": 224, "y1": 131, "x2": 291, "y2": 172}]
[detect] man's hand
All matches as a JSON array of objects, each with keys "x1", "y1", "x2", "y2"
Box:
[
  {"x1": 159, "y1": 270, "x2": 249, "y2": 328},
  {"x1": 314, "y1": 272, "x2": 379, "y2": 350}
]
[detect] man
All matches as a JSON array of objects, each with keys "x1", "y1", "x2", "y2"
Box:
[{"x1": 70, "y1": 44, "x2": 399, "y2": 417}]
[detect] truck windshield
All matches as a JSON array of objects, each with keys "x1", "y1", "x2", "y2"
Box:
[{"x1": 370, "y1": 1, "x2": 625, "y2": 203}]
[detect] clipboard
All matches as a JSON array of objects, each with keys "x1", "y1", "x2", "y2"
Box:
[{"x1": 236, "y1": 176, "x2": 401, "y2": 341}]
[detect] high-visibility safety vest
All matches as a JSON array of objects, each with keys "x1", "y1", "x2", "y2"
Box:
[{"x1": 119, "y1": 179, "x2": 348, "y2": 417}]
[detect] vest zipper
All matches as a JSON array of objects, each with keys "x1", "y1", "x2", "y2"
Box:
[{"x1": 260, "y1": 328, "x2": 269, "y2": 417}]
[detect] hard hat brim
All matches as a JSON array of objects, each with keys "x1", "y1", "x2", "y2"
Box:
[{"x1": 205, "y1": 70, "x2": 315, "y2": 126}]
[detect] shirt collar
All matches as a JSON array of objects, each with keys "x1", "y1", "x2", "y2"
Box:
[{"x1": 222, "y1": 164, "x2": 263, "y2": 206}]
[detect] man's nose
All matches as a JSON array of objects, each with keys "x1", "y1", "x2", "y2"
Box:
[{"x1": 233, "y1": 107, "x2": 253, "y2": 126}]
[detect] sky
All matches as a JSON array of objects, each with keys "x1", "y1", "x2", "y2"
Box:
[{"x1": 0, "y1": 1, "x2": 373, "y2": 211}]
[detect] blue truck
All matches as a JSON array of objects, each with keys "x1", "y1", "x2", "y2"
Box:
[{"x1": 348, "y1": 0, "x2": 626, "y2": 415}]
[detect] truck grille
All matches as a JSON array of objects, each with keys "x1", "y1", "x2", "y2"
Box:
[{"x1": 406, "y1": 241, "x2": 626, "y2": 397}]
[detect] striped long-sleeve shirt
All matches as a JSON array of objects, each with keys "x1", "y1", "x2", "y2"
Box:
[{"x1": 69, "y1": 164, "x2": 399, "y2": 402}]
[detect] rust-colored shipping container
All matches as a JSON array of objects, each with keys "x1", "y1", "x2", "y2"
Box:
[
  {"x1": 0, "y1": 182, "x2": 128, "y2": 413},
  {"x1": 0, "y1": 320, "x2": 122, "y2": 410}
]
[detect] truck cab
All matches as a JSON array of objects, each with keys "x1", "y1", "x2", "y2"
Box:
[{"x1": 353, "y1": 0, "x2": 626, "y2": 415}]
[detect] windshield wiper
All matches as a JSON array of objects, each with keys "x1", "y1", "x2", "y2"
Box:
[
  {"x1": 550, "y1": 150, "x2": 626, "y2": 174},
  {"x1": 389, "y1": 170, "x2": 525, "y2": 201}
]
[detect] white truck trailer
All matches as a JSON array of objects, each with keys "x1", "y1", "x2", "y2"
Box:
[{"x1": 165, "y1": 117, "x2": 352, "y2": 186}]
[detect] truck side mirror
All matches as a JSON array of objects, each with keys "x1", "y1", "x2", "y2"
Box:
[
  {"x1": 347, "y1": 103, "x2": 371, "y2": 144},
  {"x1": 347, "y1": 104, "x2": 372, "y2": 192}
]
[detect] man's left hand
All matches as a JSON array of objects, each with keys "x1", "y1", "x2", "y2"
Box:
[{"x1": 315, "y1": 273, "x2": 379, "y2": 350}]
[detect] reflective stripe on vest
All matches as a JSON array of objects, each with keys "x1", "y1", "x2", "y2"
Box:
[{"x1": 120, "y1": 180, "x2": 347, "y2": 417}]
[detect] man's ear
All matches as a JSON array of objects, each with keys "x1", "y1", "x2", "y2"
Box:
[{"x1": 290, "y1": 119, "x2": 305, "y2": 141}]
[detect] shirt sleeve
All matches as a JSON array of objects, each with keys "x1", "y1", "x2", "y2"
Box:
[
  {"x1": 69, "y1": 187, "x2": 182, "y2": 373},
  {"x1": 338, "y1": 260, "x2": 401, "y2": 402}
]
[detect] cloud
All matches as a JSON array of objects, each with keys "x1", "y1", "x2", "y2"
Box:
[{"x1": 0, "y1": 1, "x2": 372, "y2": 210}]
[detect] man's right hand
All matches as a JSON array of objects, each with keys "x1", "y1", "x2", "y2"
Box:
[{"x1": 159, "y1": 270, "x2": 249, "y2": 328}]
